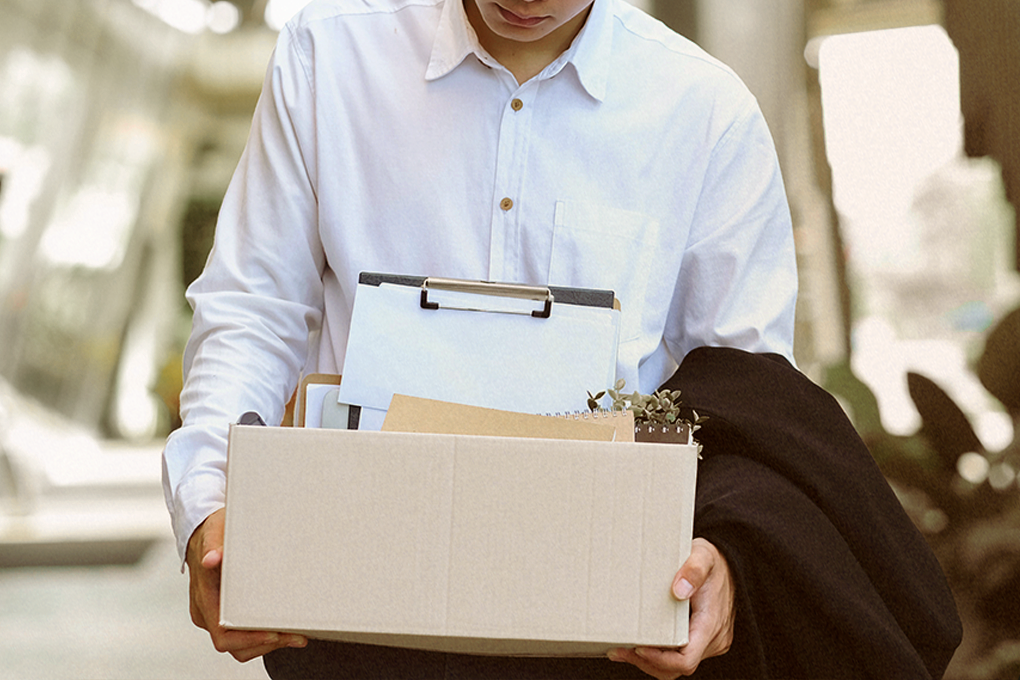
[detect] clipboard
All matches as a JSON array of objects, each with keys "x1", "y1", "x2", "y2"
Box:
[
  {"x1": 336, "y1": 273, "x2": 621, "y2": 429},
  {"x1": 356, "y1": 272, "x2": 619, "y2": 312}
]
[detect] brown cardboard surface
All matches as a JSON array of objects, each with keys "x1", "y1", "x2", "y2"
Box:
[
  {"x1": 382, "y1": 394, "x2": 634, "y2": 442},
  {"x1": 220, "y1": 426, "x2": 697, "y2": 656}
]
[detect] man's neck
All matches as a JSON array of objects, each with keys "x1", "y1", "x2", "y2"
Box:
[{"x1": 464, "y1": 1, "x2": 592, "y2": 84}]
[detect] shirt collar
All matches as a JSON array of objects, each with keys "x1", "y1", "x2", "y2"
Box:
[
  {"x1": 425, "y1": 0, "x2": 478, "y2": 81},
  {"x1": 425, "y1": 0, "x2": 612, "y2": 102}
]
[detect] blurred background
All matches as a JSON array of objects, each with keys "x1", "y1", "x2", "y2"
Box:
[{"x1": 0, "y1": 0, "x2": 1017, "y2": 678}]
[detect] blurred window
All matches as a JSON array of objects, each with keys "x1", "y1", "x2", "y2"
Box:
[{"x1": 816, "y1": 25, "x2": 1018, "y2": 449}]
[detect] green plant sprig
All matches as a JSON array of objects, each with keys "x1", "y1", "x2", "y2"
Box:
[{"x1": 587, "y1": 378, "x2": 707, "y2": 435}]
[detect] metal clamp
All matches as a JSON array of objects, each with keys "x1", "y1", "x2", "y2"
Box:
[{"x1": 419, "y1": 277, "x2": 554, "y2": 318}]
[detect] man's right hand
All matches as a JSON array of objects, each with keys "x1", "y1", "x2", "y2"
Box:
[{"x1": 186, "y1": 508, "x2": 308, "y2": 662}]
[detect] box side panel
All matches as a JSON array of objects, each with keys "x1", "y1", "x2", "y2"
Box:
[
  {"x1": 221, "y1": 428, "x2": 456, "y2": 634},
  {"x1": 585, "y1": 448, "x2": 646, "y2": 640},
  {"x1": 221, "y1": 429, "x2": 696, "y2": 651},
  {"x1": 444, "y1": 437, "x2": 597, "y2": 639},
  {"x1": 443, "y1": 438, "x2": 691, "y2": 648},
  {"x1": 675, "y1": 446, "x2": 698, "y2": 644},
  {"x1": 639, "y1": 447, "x2": 694, "y2": 646}
]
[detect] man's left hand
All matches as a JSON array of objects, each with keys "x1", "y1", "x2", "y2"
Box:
[{"x1": 607, "y1": 537, "x2": 735, "y2": 679}]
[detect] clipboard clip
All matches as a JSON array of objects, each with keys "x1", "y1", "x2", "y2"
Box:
[{"x1": 419, "y1": 277, "x2": 554, "y2": 319}]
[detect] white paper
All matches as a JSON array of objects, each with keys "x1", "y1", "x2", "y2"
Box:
[
  {"x1": 355, "y1": 407, "x2": 387, "y2": 431},
  {"x1": 302, "y1": 384, "x2": 336, "y2": 428},
  {"x1": 336, "y1": 283, "x2": 620, "y2": 428}
]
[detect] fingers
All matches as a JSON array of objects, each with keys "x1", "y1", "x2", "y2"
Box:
[
  {"x1": 608, "y1": 642, "x2": 716, "y2": 678},
  {"x1": 687, "y1": 539, "x2": 735, "y2": 657},
  {"x1": 210, "y1": 628, "x2": 308, "y2": 663},
  {"x1": 608, "y1": 537, "x2": 736, "y2": 679},
  {"x1": 674, "y1": 538, "x2": 734, "y2": 659},
  {"x1": 608, "y1": 647, "x2": 701, "y2": 679},
  {"x1": 186, "y1": 508, "x2": 308, "y2": 661},
  {"x1": 197, "y1": 587, "x2": 306, "y2": 660},
  {"x1": 192, "y1": 555, "x2": 309, "y2": 662}
]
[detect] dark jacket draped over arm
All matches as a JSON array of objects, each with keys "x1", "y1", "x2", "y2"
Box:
[{"x1": 659, "y1": 347, "x2": 962, "y2": 679}]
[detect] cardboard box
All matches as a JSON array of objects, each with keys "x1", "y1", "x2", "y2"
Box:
[{"x1": 220, "y1": 426, "x2": 698, "y2": 656}]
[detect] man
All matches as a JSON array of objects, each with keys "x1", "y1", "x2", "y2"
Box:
[{"x1": 166, "y1": 0, "x2": 800, "y2": 676}]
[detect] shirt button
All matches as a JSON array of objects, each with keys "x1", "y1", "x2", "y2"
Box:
[
  {"x1": 511, "y1": 98, "x2": 524, "y2": 111},
  {"x1": 500, "y1": 197, "x2": 514, "y2": 211}
]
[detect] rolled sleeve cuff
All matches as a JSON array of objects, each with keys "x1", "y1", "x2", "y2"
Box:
[{"x1": 167, "y1": 468, "x2": 227, "y2": 572}]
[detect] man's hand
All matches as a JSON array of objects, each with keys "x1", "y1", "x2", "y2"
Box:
[
  {"x1": 607, "y1": 537, "x2": 735, "y2": 679},
  {"x1": 187, "y1": 508, "x2": 308, "y2": 662}
]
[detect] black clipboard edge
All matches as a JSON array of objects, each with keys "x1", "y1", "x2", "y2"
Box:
[{"x1": 357, "y1": 272, "x2": 616, "y2": 310}]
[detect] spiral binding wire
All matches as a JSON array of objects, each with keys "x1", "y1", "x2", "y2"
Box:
[
  {"x1": 634, "y1": 422, "x2": 692, "y2": 444},
  {"x1": 546, "y1": 409, "x2": 631, "y2": 421}
]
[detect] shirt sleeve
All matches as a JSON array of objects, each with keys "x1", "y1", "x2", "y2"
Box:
[
  {"x1": 161, "y1": 24, "x2": 325, "y2": 566},
  {"x1": 665, "y1": 100, "x2": 798, "y2": 366}
]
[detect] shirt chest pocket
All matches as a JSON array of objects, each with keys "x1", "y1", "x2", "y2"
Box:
[{"x1": 548, "y1": 200, "x2": 660, "y2": 343}]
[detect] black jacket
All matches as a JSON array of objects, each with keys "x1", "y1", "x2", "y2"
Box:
[{"x1": 660, "y1": 347, "x2": 962, "y2": 679}]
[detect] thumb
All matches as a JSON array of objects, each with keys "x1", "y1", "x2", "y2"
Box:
[
  {"x1": 672, "y1": 537, "x2": 714, "y2": 600},
  {"x1": 673, "y1": 575, "x2": 696, "y2": 600},
  {"x1": 194, "y1": 508, "x2": 226, "y2": 570},
  {"x1": 201, "y1": 547, "x2": 223, "y2": 570}
]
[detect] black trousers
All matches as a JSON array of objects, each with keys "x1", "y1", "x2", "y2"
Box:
[{"x1": 263, "y1": 641, "x2": 652, "y2": 679}]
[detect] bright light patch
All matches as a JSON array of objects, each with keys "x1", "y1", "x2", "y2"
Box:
[
  {"x1": 818, "y1": 25, "x2": 961, "y2": 272},
  {"x1": 39, "y1": 187, "x2": 138, "y2": 269},
  {"x1": 207, "y1": 1, "x2": 241, "y2": 34},
  {"x1": 815, "y1": 27, "x2": 1014, "y2": 449},
  {"x1": 988, "y1": 463, "x2": 1016, "y2": 491},
  {"x1": 132, "y1": 0, "x2": 210, "y2": 34},
  {"x1": 957, "y1": 452, "x2": 989, "y2": 485},
  {"x1": 264, "y1": 0, "x2": 314, "y2": 31},
  {"x1": 162, "y1": 0, "x2": 209, "y2": 34},
  {"x1": 0, "y1": 143, "x2": 51, "y2": 241},
  {"x1": 114, "y1": 322, "x2": 161, "y2": 441}
]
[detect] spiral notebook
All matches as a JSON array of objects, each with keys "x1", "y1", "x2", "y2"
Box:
[{"x1": 381, "y1": 394, "x2": 636, "y2": 443}]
